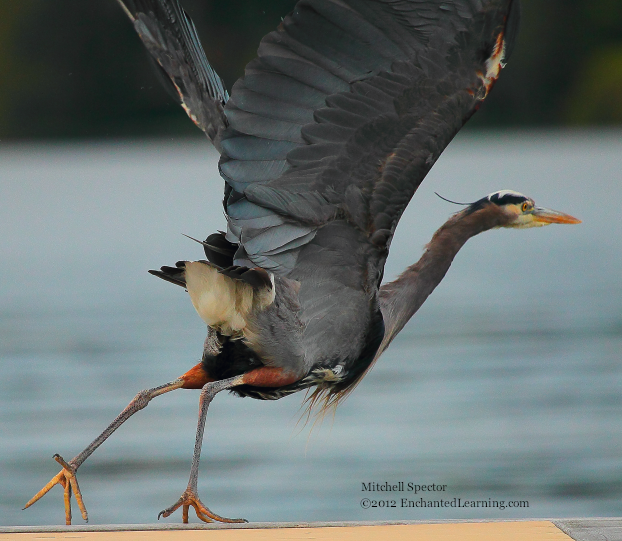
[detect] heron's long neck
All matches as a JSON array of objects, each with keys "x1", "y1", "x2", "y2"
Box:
[{"x1": 378, "y1": 206, "x2": 504, "y2": 350}]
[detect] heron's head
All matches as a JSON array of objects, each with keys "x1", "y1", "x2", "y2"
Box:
[{"x1": 466, "y1": 190, "x2": 581, "y2": 229}]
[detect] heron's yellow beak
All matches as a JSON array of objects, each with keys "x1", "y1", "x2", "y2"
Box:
[{"x1": 531, "y1": 207, "x2": 582, "y2": 225}]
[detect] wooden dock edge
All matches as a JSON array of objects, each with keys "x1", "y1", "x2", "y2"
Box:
[{"x1": 1, "y1": 518, "x2": 621, "y2": 540}]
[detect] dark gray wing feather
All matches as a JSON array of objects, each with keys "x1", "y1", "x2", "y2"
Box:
[
  {"x1": 220, "y1": 0, "x2": 519, "y2": 279},
  {"x1": 117, "y1": 0, "x2": 229, "y2": 149}
]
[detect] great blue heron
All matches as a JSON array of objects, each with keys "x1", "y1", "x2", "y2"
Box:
[{"x1": 25, "y1": 0, "x2": 580, "y2": 525}]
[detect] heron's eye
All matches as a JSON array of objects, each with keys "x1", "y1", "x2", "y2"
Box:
[{"x1": 522, "y1": 202, "x2": 530, "y2": 212}]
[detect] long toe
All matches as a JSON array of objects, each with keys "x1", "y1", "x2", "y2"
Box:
[
  {"x1": 158, "y1": 489, "x2": 246, "y2": 524},
  {"x1": 23, "y1": 454, "x2": 88, "y2": 526}
]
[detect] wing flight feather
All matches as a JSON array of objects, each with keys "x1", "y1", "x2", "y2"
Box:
[
  {"x1": 220, "y1": 0, "x2": 520, "y2": 278},
  {"x1": 120, "y1": 0, "x2": 519, "y2": 282},
  {"x1": 117, "y1": 0, "x2": 229, "y2": 149}
]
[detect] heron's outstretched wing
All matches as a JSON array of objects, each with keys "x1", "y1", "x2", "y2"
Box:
[
  {"x1": 221, "y1": 0, "x2": 519, "y2": 275},
  {"x1": 117, "y1": 0, "x2": 229, "y2": 149}
]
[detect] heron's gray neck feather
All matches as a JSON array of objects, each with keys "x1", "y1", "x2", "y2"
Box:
[{"x1": 378, "y1": 206, "x2": 505, "y2": 351}]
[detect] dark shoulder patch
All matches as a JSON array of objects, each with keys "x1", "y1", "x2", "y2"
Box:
[
  {"x1": 218, "y1": 265, "x2": 273, "y2": 290},
  {"x1": 203, "y1": 232, "x2": 236, "y2": 268}
]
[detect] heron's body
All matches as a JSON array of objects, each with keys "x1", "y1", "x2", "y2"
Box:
[
  {"x1": 26, "y1": 0, "x2": 581, "y2": 525},
  {"x1": 146, "y1": 0, "x2": 524, "y2": 404}
]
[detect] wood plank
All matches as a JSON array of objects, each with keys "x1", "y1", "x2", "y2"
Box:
[{"x1": 0, "y1": 521, "x2": 573, "y2": 541}]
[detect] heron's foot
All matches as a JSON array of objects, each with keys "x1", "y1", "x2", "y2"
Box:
[
  {"x1": 23, "y1": 454, "x2": 88, "y2": 525},
  {"x1": 158, "y1": 488, "x2": 247, "y2": 524}
]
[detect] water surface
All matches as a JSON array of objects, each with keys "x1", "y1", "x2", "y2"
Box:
[{"x1": 1, "y1": 131, "x2": 621, "y2": 525}]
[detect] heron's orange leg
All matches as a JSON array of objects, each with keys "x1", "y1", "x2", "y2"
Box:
[
  {"x1": 24, "y1": 377, "x2": 186, "y2": 524},
  {"x1": 160, "y1": 366, "x2": 300, "y2": 524}
]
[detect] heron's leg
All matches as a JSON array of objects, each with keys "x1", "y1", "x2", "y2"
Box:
[
  {"x1": 159, "y1": 366, "x2": 300, "y2": 524},
  {"x1": 24, "y1": 376, "x2": 187, "y2": 524}
]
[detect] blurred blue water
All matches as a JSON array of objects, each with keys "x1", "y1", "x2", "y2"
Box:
[{"x1": 1, "y1": 131, "x2": 621, "y2": 526}]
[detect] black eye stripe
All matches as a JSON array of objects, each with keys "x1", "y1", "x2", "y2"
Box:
[
  {"x1": 489, "y1": 193, "x2": 528, "y2": 206},
  {"x1": 465, "y1": 191, "x2": 532, "y2": 216}
]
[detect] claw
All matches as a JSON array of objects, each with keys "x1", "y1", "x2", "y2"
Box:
[
  {"x1": 158, "y1": 488, "x2": 246, "y2": 524},
  {"x1": 23, "y1": 454, "x2": 88, "y2": 525}
]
